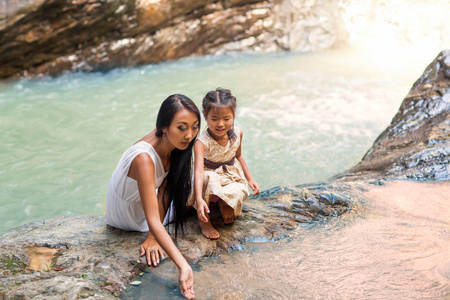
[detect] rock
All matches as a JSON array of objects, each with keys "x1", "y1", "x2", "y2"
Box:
[
  {"x1": 1, "y1": 0, "x2": 449, "y2": 79},
  {"x1": 0, "y1": 0, "x2": 348, "y2": 79},
  {"x1": 335, "y1": 50, "x2": 450, "y2": 181},
  {"x1": 0, "y1": 183, "x2": 352, "y2": 298}
]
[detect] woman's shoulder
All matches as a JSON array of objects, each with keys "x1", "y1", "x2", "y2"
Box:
[
  {"x1": 127, "y1": 141, "x2": 163, "y2": 168},
  {"x1": 132, "y1": 151, "x2": 156, "y2": 169},
  {"x1": 121, "y1": 141, "x2": 149, "y2": 157},
  {"x1": 131, "y1": 140, "x2": 155, "y2": 155}
]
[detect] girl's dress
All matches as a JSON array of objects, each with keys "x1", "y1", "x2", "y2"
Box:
[
  {"x1": 188, "y1": 127, "x2": 249, "y2": 216},
  {"x1": 106, "y1": 141, "x2": 170, "y2": 232}
]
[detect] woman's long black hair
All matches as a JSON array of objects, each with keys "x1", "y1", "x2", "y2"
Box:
[{"x1": 155, "y1": 94, "x2": 200, "y2": 239}]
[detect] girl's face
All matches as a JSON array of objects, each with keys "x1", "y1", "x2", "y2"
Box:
[
  {"x1": 204, "y1": 104, "x2": 235, "y2": 139},
  {"x1": 165, "y1": 108, "x2": 199, "y2": 150}
]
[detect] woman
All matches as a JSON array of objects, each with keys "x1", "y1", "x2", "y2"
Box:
[{"x1": 106, "y1": 94, "x2": 199, "y2": 299}]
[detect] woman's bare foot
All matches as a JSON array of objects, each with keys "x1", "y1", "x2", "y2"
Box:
[
  {"x1": 218, "y1": 199, "x2": 235, "y2": 224},
  {"x1": 199, "y1": 220, "x2": 219, "y2": 239}
]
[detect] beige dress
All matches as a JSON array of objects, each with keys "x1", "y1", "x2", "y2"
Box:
[{"x1": 188, "y1": 127, "x2": 249, "y2": 216}]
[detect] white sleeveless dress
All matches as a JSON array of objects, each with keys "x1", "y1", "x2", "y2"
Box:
[{"x1": 106, "y1": 141, "x2": 169, "y2": 232}]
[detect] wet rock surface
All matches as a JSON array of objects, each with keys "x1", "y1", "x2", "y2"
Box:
[
  {"x1": 0, "y1": 183, "x2": 353, "y2": 299},
  {"x1": 1, "y1": 51, "x2": 449, "y2": 298}
]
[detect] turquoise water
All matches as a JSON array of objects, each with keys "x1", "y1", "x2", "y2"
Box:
[{"x1": 0, "y1": 48, "x2": 435, "y2": 234}]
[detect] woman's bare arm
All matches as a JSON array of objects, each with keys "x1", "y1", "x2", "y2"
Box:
[{"x1": 130, "y1": 153, "x2": 194, "y2": 298}]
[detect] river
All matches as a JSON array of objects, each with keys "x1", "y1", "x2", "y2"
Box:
[{"x1": 0, "y1": 47, "x2": 433, "y2": 233}]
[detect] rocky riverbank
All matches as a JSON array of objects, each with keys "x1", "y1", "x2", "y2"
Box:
[
  {"x1": 1, "y1": 50, "x2": 449, "y2": 299},
  {"x1": 0, "y1": 183, "x2": 353, "y2": 299},
  {"x1": 0, "y1": 0, "x2": 347, "y2": 79},
  {"x1": 1, "y1": 0, "x2": 449, "y2": 79}
]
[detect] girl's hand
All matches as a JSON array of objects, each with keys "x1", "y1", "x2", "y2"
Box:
[
  {"x1": 248, "y1": 180, "x2": 260, "y2": 196},
  {"x1": 196, "y1": 199, "x2": 210, "y2": 223},
  {"x1": 140, "y1": 234, "x2": 164, "y2": 266},
  {"x1": 179, "y1": 264, "x2": 195, "y2": 299}
]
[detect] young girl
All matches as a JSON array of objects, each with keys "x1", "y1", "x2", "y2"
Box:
[{"x1": 188, "y1": 88, "x2": 260, "y2": 239}]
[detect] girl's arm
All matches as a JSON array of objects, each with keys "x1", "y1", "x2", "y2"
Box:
[
  {"x1": 193, "y1": 140, "x2": 209, "y2": 222},
  {"x1": 235, "y1": 130, "x2": 260, "y2": 196},
  {"x1": 131, "y1": 153, "x2": 195, "y2": 299}
]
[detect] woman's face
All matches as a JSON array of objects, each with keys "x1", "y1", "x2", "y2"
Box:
[{"x1": 165, "y1": 108, "x2": 199, "y2": 150}]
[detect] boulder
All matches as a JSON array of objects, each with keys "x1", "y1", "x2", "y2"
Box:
[
  {"x1": 0, "y1": 0, "x2": 346, "y2": 79},
  {"x1": 336, "y1": 50, "x2": 450, "y2": 181},
  {"x1": 1, "y1": 0, "x2": 449, "y2": 79}
]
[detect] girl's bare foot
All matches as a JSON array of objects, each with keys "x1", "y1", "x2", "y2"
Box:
[
  {"x1": 218, "y1": 199, "x2": 235, "y2": 224},
  {"x1": 199, "y1": 220, "x2": 219, "y2": 239}
]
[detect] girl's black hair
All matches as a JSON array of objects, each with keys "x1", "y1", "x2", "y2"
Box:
[
  {"x1": 155, "y1": 94, "x2": 200, "y2": 239},
  {"x1": 202, "y1": 88, "x2": 237, "y2": 142}
]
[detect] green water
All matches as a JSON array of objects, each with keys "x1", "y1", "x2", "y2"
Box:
[{"x1": 0, "y1": 48, "x2": 435, "y2": 234}]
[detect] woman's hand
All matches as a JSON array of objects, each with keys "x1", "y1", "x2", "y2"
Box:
[
  {"x1": 140, "y1": 234, "x2": 164, "y2": 266},
  {"x1": 196, "y1": 199, "x2": 210, "y2": 223},
  {"x1": 248, "y1": 180, "x2": 260, "y2": 196},
  {"x1": 179, "y1": 264, "x2": 195, "y2": 299}
]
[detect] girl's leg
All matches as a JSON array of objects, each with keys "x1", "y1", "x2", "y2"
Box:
[
  {"x1": 218, "y1": 199, "x2": 235, "y2": 224},
  {"x1": 199, "y1": 212, "x2": 220, "y2": 239}
]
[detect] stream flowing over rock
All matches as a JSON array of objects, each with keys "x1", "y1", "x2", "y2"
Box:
[
  {"x1": 1, "y1": 0, "x2": 449, "y2": 79},
  {"x1": 0, "y1": 50, "x2": 449, "y2": 298}
]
